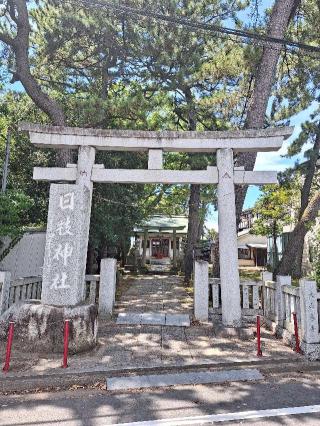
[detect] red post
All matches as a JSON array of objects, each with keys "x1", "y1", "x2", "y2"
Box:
[
  {"x1": 62, "y1": 319, "x2": 70, "y2": 368},
  {"x1": 292, "y1": 312, "x2": 301, "y2": 353},
  {"x1": 3, "y1": 322, "x2": 14, "y2": 372},
  {"x1": 256, "y1": 315, "x2": 262, "y2": 357}
]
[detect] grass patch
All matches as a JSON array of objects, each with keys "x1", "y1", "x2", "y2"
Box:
[
  {"x1": 239, "y1": 269, "x2": 261, "y2": 281},
  {"x1": 115, "y1": 275, "x2": 133, "y2": 300},
  {"x1": 184, "y1": 285, "x2": 194, "y2": 298}
]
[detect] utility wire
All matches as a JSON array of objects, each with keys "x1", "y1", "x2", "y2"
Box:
[{"x1": 61, "y1": 0, "x2": 320, "y2": 56}]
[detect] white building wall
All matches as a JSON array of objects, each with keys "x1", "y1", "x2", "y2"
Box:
[{"x1": 0, "y1": 231, "x2": 46, "y2": 279}]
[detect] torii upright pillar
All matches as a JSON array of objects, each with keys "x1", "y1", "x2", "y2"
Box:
[{"x1": 217, "y1": 148, "x2": 241, "y2": 327}]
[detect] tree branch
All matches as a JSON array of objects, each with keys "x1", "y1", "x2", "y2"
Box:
[{"x1": 0, "y1": 29, "x2": 14, "y2": 45}]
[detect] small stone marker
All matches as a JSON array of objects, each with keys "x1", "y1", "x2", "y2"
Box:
[
  {"x1": 106, "y1": 368, "x2": 263, "y2": 390},
  {"x1": 194, "y1": 260, "x2": 209, "y2": 321},
  {"x1": 99, "y1": 258, "x2": 117, "y2": 317},
  {"x1": 0, "y1": 271, "x2": 11, "y2": 314},
  {"x1": 275, "y1": 275, "x2": 291, "y2": 331},
  {"x1": 300, "y1": 279, "x2": 320, "y2": 344}
]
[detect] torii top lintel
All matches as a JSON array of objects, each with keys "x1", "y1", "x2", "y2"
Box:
[{"x1": 19, "y1": 123, "x2": 293, "y2": 153}]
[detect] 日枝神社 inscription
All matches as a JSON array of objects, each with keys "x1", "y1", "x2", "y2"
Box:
[{"x1": 41, "y1": 184, "x2": 91, "y2": 306}]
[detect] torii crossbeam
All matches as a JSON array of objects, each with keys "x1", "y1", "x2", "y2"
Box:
[{"x1": 20, "y1": 123, "x2": 293, "y2": 327}]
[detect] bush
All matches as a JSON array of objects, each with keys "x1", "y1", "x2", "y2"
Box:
[{"x1": 0, "y1": 190, "x2": 34, "y2": 238}]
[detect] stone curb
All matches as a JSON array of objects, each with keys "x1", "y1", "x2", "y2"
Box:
[
  {"x1": 0, "y1": 356, "x2": 302, "y2": 381},
  {"x1": 106, "y1": 368, "x2": 264, "y2": 390},
  {"x1": 0, "y1": 358, "x2": 319, "y2": 394}
]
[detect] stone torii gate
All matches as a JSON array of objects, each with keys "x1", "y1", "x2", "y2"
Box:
[{"x1": 20, "y1": 123, "x2": 293, "y2": 327}]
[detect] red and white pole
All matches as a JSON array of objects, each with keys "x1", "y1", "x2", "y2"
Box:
[
  {"x1": 256, "y1": 315, "x2": 262, "y2": 357},
  {"x1": 62, "y1": 319, "x2": 70, "y2": 368},
  {"x1": 3, "y1": 321, "x2": 14, "y2": 372},
  {"x1": 292, "y1": 312, "x2": 301, "y2": 354}
]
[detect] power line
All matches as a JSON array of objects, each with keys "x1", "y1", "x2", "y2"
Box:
[{"x1": 61, "y1": 0, "x2": 320, "y2": 56}]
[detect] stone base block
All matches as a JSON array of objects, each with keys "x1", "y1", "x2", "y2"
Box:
[
  {"x1": 263, "y1": 317, "x2": 275, "y2": 332},
  {"x1": 268, "y1": 324, "x2": 297, "y2": 349},
  {"x1": 212, "y1": 323, "x2": 254, "y2": 340},
  {"x1": 0, "y1": 302, "x2": 98, "y2": 354},
  {"x1": 301, "y1": 341, "x2": 320, "y2": 361},
  {"x1": 277, "y1": 327, "x2": 296, "y2": 348}
]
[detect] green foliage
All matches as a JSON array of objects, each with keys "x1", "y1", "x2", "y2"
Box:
[
  {"x1": 315, "y1": 262, "x2": 320, "y2": 286},
  {"x1": 89, "y1": 151, "x2": 147, "y2": 253},
  {"x1": 251, "y1": 185, "x2": 296, "y2": 238},
  {"x1": 251, "y1": 184, "x2": 298, "y2": 270},
  {"x1": 205, "y1": 227, "x2": 218, "y2": 241},
  {"x1": 0, "y1": 94, "x2": 53, "y2": 226},
  {"x1": 0, "y1": 190, "x2": 34, "y2": 237}
]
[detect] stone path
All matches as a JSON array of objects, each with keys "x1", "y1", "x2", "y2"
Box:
[
  {"x1": 90, "y1": 275, "x2": 300, "y2": 371},
  {"x1": 115, "y1": 275, "x2": 193, "y2": 314}
]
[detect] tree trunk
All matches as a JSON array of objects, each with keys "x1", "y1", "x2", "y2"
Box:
[
  {"x1": 235, "y1": 0, "x2": 301, "y2": 225},
  {"x1": 2, "y1": 0, "x2": 72, "y2": 165},
  {"x1": 276, "y1": 192, "x2": 320, "y2": 278},
  {"x1": 299, "y1": 130, "x2": 320, "y2": 218},
  {"x1": 183, "y1": 87, "x2": 200, "y2": 283},
  {"x1": 276, "y1": 128, "x2": 320, "y2": 277},
  {"x1": 120, "y1": 238, "x2": 128, "y2": 267},
  {"x1": 272, "y1": 229, "x2": 279, "y2": 273},
  {"x1": 212, "y1": 237, "x2": 220, "y2": 278},
  {"x1": 86, "y1": 243, "x2": 96, "y2": 274},
  {"x1": 198, "y1": 215, "x2": 205, "y2": 240},
  {"x1": 184, "y1": 183, "x2": 201, "y2": 282}
]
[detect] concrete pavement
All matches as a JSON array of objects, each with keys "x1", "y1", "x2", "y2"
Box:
[
  {"x1": 1, "y1": 370, "x2": 320, "y2": 425},
  {"x1": 1, "y1": 274, "x2": 318, "y2": 425}
]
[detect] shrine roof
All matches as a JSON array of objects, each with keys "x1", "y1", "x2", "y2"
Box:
[{"x1": 134, "y1": 215, "x2": 188, "y2": 234}]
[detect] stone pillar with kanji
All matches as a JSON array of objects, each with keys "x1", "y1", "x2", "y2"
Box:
[
  {"x1": 41, "y1": 146, "x2": 95, "y2": 307},
  {"x1": 41, "y1": 184, "x2": 92, "y2": 306}
]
